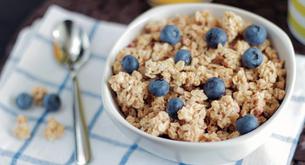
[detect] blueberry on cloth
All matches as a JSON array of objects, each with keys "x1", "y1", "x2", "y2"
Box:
[
  {"x1": 148, "y1": 79, "x2": 170, "y2": 97},
  {"x1": 167, "y1": 98, "x2": 184, "y2": 119},
  {"x1": 160, "y1": 25, "x2": 181, "y2": 45},
  {"x1": 203, "y1": 77, "x2": 225, "y2": 100},
  {"x1": 121, "y1": 55, "x2": 139, "y2": 74},
  {"x1": 175, "y1": 49, "x2": 192, "y2": 65},
  {"x1": 205, "y1": 27, "x2": 227, "y2": 48},
  {"x1": 236, "y1": 114, "x2": 259, "y2": 135},
  {"x1": 242, "y1": 47, "x2": 264, "y2": 69},
  {"x1": 43, "y1": 93, "x2": 61, "y2": 112},
  {"x1": 243, "y1": 24, "x2": 267, "y2": 46},
  {"x1": 16, "y1": 92, "x2": 33, "y2": 110}
]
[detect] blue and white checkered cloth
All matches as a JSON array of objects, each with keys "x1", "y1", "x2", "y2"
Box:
[{"x1": 0, "y1": 5, "x2": 304, "y2": 165}]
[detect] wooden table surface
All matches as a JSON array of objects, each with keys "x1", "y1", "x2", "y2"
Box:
[{"x1": 4, "y1": 0, "x2": 305, "y2": 164}]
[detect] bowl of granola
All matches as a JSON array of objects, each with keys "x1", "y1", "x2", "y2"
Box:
[{"x1": 101, "y1": 3, "x2": 295, "y2": 164}]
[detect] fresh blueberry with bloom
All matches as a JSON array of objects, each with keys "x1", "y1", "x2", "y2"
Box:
[
  {"x1": 203, "y1": 77, "x2": 225, "y2": 100},
  {"x1": 205, "y1": 27, "x2": 227, "y2": 48},
  {"x1": 121, "y1": 55, "x2": 139, "y2": 74},
  {"x1": 160, "y1": 25, "x2": 181, "y2": 45},
  {"x1": 16, "y1": 92, "x2": 33, "y2": 110},
  {"x1": 236, "y1": 114, "x2": 259, "y2": 135},
  {"x1": 167, "y1": 98, "x2": 184, "y2": 119},
  {"x1": 243, "y1": 24, "x2": 267, "y2": 46},
  {"x1": 43, "y1": 93, "x2": 61, "y2": 112},
  {"x1": 174, "y1": 49, "x2": 192, "y2": 65},
  {"x1": 242, "y1": 47, "x2": 264, "y2": 69},
  {"x1": 148, "y1": 79, "x2": 170, "y2": 97}
]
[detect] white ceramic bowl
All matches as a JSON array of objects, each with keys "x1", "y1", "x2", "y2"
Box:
[{"x1": 101, "y1": 3, "x2": 295, "y2": 165}]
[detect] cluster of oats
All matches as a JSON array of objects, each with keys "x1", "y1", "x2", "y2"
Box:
[
  {"x1": 44, "y1": 118, "x2": 65, "y2": 141},
  {"x1": 108, "y1": 11, "x2": 286, "y2": 142},
  {"x1": 13, "y1": 115, "x2": 30, "y2": 140},
  {"x1": 32, "y1": 86, "x2": 48, "y2": 105}
]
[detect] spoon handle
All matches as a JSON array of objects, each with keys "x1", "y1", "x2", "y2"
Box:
[{"x1": 72, "y1": 74, "x2": 91, "y2": 165}]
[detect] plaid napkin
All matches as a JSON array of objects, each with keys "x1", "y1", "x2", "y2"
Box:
[{"x1": 0, "y1": 5, "x2": 304, "y2": 165}]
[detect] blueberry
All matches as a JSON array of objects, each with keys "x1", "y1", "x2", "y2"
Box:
[
  {"x1": 175, "y1": 49, "x2": 192, "y2": 65},
  {"x1": 242, "y1": 48, "x2": 264, "y2": 69},
  {"x1": 148, "y1": 79, "x2": 170, "y2": 97},
  {"x1": 236, "y1": 114, "x2": 259, "y2": 135},
  {"x1": 16, "y1": 93, "x2": 33, "y2": 110},
  {"x1": 160, "y1": 25, "x2": 181, "y2": 45},
  {"x1": 167, "y1": 98, "x2": 184, "y2": 119},
  {"x1": 243, "y1": 24, "x2": 267, "y2": 46},
  {"x1": 203, "y1": 77, "x2": 225, "y2": 100},
  {"x1": 43, "y1": 93, "x2": 61, "y2": 112},
  {"x1": 121, "y1": 55, "x2": 139, "y2": 74},
  {"x1": 205, "y1": 27, "x2": 227, "y2": 48}
]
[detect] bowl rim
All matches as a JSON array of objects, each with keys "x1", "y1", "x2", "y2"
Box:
[{"x1": 101, "y1": 3, "x2": 296, "y2": 148}]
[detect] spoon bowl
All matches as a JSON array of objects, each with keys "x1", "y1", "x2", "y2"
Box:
[{"x1": 52, "y1": 20, "x2": 90, "y2": 71}]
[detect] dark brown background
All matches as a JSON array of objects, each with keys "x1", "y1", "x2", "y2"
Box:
[{"x1": 1, "y1": 0, "x2": 305, "y2": 164}]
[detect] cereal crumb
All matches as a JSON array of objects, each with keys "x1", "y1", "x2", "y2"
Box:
[
  {"x1": 44, "y1": 118, "x2": 64, "y2": 141},
  {"x1": 32, "y1": 86, "x2": 48, "y2": 105},
  {"x1": 13, "y1": 115, "x2": 30, "y2": 140}
]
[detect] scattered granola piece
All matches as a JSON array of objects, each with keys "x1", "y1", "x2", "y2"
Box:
[
  {"x1": 32, "y1": 86, "x2": 48, "y2": 105},
  {"x1": 44, "y1": 118, "x2": 64, "y2": 141},
  {"x1": 13, "y1": 115, "x2": 30, "y2": 140}
]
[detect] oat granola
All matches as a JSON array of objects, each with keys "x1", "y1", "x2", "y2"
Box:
[
  {"x1": 32, "y1": 86, "x2": 48, "y2": 105},
  {"x1": 13, "y1": 115, "x2": 30, "y2": 140},
  {"x1": 108, "y1": 11, "x2": 286, "y2": 142},
  {"x1": 44, "y1": 118, "x2": 65, "y2": 141}
]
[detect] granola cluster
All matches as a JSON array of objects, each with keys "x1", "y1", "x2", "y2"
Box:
[
  {"x1": 13, "y1": 115, "x2": 30, "y2": 140},
  {"x1": 44, "y1": 118, "x2": 65, "y2": 141},
  {"x1": 32, "y1": 86, "x2": 48, "y2": 105},
  {"x1": 108, "y1": 11, "x2": 286, "y2": 142}
]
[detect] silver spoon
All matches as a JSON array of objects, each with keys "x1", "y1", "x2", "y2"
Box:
[{"x1": 52, "y1": 20, "x2": 91, "y2": 165}]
